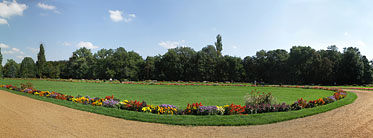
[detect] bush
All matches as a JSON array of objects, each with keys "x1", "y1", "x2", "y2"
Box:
[
  {"x1": 20, "y1": 82, "x2": 33, "y2": 89},
  {"x1": 245, "y1": 90, "x2": 277, "y2": 106}
]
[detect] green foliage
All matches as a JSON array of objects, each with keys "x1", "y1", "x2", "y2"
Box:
[
  {"x1": 215, "y1": 34, "x2": 223, "y2": 57},
  {"x1": 67, "y1": 47, "x2": 94, "y2": 79},
  {"x1": 5, "y1": 35, "x2": 373, "y2": 85},
  {"x1": 3, "y1": 59, "x2": 19, "y2": 78},
  {"x1": 20, "y1": 57, "x2": 36, "y2": 78},
  {"x1": 245, "y1": 91, "x2": 277, "y2": 106},
  {"x1": 36, "y1": 44, "x2": 46, "y2": 78},
  {"x1": 0, "y1": 48, "x2": 2, "y2": 77}
]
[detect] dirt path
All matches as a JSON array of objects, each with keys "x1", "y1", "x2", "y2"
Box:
[{"x1": 0, "y1": 89, "x2": 372, "y2": 138}]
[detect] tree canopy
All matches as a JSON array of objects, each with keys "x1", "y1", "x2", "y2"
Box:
[{"x1": 1, "y1": 34, "x2": 373, "y2": 85}]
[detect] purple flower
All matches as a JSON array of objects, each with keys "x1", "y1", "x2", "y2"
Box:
[
  {"x1": 103, "y1": 99, "x2": 119, "y2": 108},
  {"x1": 159, "y1": 104, "x2": 176, "y2": 109},
  {"x1": 198, "y1": 106, "x2": 218, "y2": 115},
  {"x1": 328, "y1": 96, "x2": 336, "y2": 101}
]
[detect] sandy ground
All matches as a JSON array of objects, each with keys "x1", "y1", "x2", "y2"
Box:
[{"x1": 0, "y1": 89, "x2": 372, "y2": 138}]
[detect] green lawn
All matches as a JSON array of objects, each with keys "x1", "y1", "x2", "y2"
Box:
[
  {"x1": 0, "y1": 79, "x2": 357, "y2": 126},
  {"x1": 1, "y1": 79, "x2": 335, "y2": 108}
]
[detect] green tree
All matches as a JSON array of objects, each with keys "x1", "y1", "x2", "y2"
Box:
[
  {"x1": 0, "y1": 48, "x2": 3, "y2": 78},
  {"x1": 215, "y1": 34, "x2": 223, "y2": 57},
  {"x1": 339, "y1": 47, "x2": 364, "y2": 84},
  {"x1": 93, "y1": 48, "x2": 114, "y2": 79},
  {"x1": 36, "y1": 44, "x2": 46, "y2": 78},
  {"x1": 288, "y1": 46, "x2": 316, "y2": 84},
  {"x1": 19, "y1": 57, "x2": 36, "y2": 78},
  {"x1": 141, "y1": 56, "x2": 156, "y2": 80},
  {"x1": 126, "y1": 51, "x2": 144, "y2": 80},
  {"x1": 3, "y1": 59, "x2": 19, "y2": 78},
  {"x1": 243, "y1": 56, "x2": 256, "y2": 82},
  {"x1": 112, "y1": 47, "x2": 128, "y2": 80},
  {"x1": 196, "y1": 45, "x2": 217, "y2": 81},
  {"x1": 362, "y1": 56, "x2": 373, "y2": 84},
  {"x1": 45, "y1": 62, "x2": 60, "y2": 78},
  {"x1": 67, "y1": 47, "x2": 94, "y2": 79}
]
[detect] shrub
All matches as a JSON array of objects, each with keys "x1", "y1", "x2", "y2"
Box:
[
  {"x1": 20, "y1": 82, "x2": 33, "y2": 90},
  {"x1": 245, "y1": 90, "x2": 277, "y2": 106}
]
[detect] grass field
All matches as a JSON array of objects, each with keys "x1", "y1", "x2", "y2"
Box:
[
  {"x1": 1, "y1": 79, "x2": 336, "y2": 108},
  {"x1": 0, "y1": 79, "x2": 358, "y2": 126}
]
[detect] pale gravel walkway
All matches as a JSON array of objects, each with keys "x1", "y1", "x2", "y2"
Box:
[{"x1": 0, "y1": 89, "x2": 371, "y2": 138}]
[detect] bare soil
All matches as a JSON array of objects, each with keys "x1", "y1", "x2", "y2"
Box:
[{"x1": 0, "y1": 89, "x2": 372, "y2": 138}]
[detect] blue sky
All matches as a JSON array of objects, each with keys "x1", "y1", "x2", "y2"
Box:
[{"x1": 0, "y1": 0, "x2": 372, "y2": 64}]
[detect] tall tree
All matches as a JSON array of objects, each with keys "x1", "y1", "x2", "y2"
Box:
[
  {"x1": 126, "y1": 51, "x2": 144, "y2": 80},
  {"x1": 215, "y1": 34, "x2": 223, "y2": 57},
  {"x1": 112, "y1": 47, "x2": 128, "y2": 81},
  {"x1": 67, "y1": 47, "x2": 94, "y2": 79},
  {"x1": 19, "y1": 57, "x2": 36, "y2": 78},
  {"x1": 45, "y1": 62, "x2": 60, "y2": 78},
  {"x1": 36, "y1": 44, "x2": 46, "y2": 78},
  {"x1": 288, "y1": 46, "x2": 316, "y2": 84},
  {"x1": 3, "y1": 59, "x2": 19, "y2": 78},
  {"x1": 362, "y1": 56, "x2": 373, "y2": 84},
  {"x1": 339, "y1": 47, "x2": 364, "y2": 84},
  {"x1": 93, "y1": 48, "x2": 114, "y2": 79},
  {"x1": 0, "y1": 48, "x2": 3, "y2": 78}
]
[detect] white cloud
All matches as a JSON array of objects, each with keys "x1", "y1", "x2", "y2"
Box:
[
  {"x1": 344, "y1": 32, "x2": 349, "y2": 36},
  {"x1": 124, "y1": 13, "x2": 136, "y2": 23},
  {"x1": 37, "y1": 2, "x2": 55, "y2": 10},
  {"x1": 0, "y1": 18, "x2": 8, "y2": 25},
  {"x1": 158, "y1": 40, "x2": 186, "y2": 49},
  {"x1": 0, "y1": 43, "x2": 9, "y2": 48},
  {"x1": 232, "y1": 45, "x2": 238, "y2": 49},
  {"x1": 3, "y1": 47, "x2": 23, "y2": 55},
  {"x1": 16, "y1": 55, "x2": 24, "y2": 59},
  {"x1": 77, "y1": 41, "x2": 99, "y2": 49},
  {"x1": 356, "y1": 40, "x2": 366, "y2": 47},
  {"x1": 0, "y1": 0, "x2": 27, "y2": 18},
  {"x1": 37, "y1": 2, "x2": 60, "y2": 13},
  {"x1": 12, "y1": 47, "x2": 20, "y2": 52},
  {"x1": 109, "y1": 10, "x2": 123, "y2": 22},
  {"x1": 62, "y1": 42, "x2": 72, "y2": 46},
  {"x1": 109, "y1": 10, "x2": 136, "y2": 23},
  {"x1": 27, "y1": 47, "x2": 38, "y2": 54}
]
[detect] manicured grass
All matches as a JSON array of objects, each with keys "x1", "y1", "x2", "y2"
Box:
[
  {"x1": 0, "y1": 87, "x2": 357, "y2": 126},
  {"x1": 1, "y1": 79, "x2": 335, "y2": 108}
]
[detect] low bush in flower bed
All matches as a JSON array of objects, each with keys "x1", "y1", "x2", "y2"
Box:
[{"x1": 0, "y1": 83, "x2": 348, "y2": 116}]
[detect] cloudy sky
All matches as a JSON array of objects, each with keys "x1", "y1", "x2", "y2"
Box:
[{"x1": 0, "y1": 0, "x2": 372, "y2": 63}]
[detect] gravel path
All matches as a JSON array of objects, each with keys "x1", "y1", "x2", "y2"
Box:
[{"x1": 0, "y1": 89, "x2": 372, "y2": 138}]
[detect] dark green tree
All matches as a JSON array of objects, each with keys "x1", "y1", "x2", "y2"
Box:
[
  {"x1": 3, "y1": 59, "x2": 19, "y2": 78},
  {"x1": 19, "y1": 57, "x2": 36, "y2": 78},
  {"x1": 362, "y1": 56, "x2": 373, "y2": 84},
  {"x1": 67, "y1": 47, "x2": 94, "y2": 79},
  {"x1": 93, "y1": 48, "x2": 115, "y2": 79},
  {"x1": 339, "y1": 47, "x2": 364, "y2": 84},
  {"x1": 215, "y1": 34, "x2": 223, "y2": 57},
  {"x1": 0, "y1": 48, "x2": 2, "y2": 78},
  {"x1": 45, "y1": 62, "x2": 60, "y2": 78},
  {"x1": 36, "y1": 44, "x2": 46, "y2": 78}
]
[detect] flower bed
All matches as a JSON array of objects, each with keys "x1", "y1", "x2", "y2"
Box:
[{"x1": 0, "y1": 84, "x2": 347, "y2": 116}]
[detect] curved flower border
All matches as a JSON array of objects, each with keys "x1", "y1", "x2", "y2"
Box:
[{"x1": 0, "y1": 84, "x2": 347, "y2": 116}]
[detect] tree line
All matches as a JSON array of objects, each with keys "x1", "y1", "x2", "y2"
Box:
[{"x1": 1, "y1": 34, "x2": 372, "y2": 85}]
